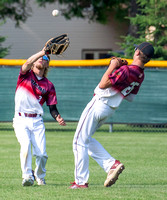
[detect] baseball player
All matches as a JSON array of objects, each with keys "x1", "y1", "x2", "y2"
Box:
[
  {"x1": 13, "y1": 48, "x2": 66, "y2": 186},
  {"x1": 70, "y1": 42, "x2": 154, "y2": 189}
]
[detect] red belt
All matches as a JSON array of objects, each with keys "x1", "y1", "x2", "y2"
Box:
[{"x1": 19, "y1": 112, "x2": 41, "y2": 117}]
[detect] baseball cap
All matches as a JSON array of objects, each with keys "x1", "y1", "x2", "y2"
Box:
[{"x1": 135, "y1": 42, "x2": 154, "y2": 58}]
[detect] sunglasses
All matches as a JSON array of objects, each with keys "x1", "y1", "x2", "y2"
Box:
[
  {"x1": 134, "y1": 47, "x2": 138, "y2": 51},
  {"x1": 42, "y1": 55, "x2": 50, "y2": 62}
]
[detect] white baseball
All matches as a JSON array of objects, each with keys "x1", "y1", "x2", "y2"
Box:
[{"x1": 52, "y1": 9, "x2": 59, "y2": 17}]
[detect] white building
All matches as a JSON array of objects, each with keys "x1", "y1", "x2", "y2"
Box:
[{"x1": 0, "y1": 2, "x2": 128, "y2": 60}]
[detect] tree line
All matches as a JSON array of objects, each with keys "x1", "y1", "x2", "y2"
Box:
[{"x1": 0, "y1": 0, "x2": 167, "y2": 59}]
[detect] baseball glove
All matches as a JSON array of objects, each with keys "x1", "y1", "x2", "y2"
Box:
[
  {"x1": 110, "y1": 57, "x2": 128, "y2": 67},
  {"x1": 44, "y1": 34, "x2": 70, "y2": 55}
]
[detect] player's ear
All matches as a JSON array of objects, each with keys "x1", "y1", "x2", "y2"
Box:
[{"x1": 134, "y1": 49, "x2": 139, "y2": 57}]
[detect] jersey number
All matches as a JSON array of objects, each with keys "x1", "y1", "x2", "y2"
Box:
[
  {"x1": 121, "y1": 82, "x2": 139, "y2": 96},
  {"x1": 38, "y1": 96, "x2": 42, "y2": 103}
]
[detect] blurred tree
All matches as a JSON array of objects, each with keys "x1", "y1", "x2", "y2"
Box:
[
  {"x1": 0, "y1": 35, "x2": 8, "y2": 58},
  {"x1": 0, "y1": 0, "x2": 32, "y2": 26},
  {"x1": 0, "y1": 0, "x2": 167, "y2": 59},
  {"x1": 0, "y1": 21, "x2": 8, "y2": 58},
  {"x1": 0, "y1": 0, "x2": 32, "y2": 57},
  {"x1": 120, "y1": 0, "x2": 167, "y2": 59},
  {"x1": 0, "y1": 0, "x2": 130, "y2": 58},
  {"x1": 36, "y1": 0, "x2": 130, "y2": 24}
]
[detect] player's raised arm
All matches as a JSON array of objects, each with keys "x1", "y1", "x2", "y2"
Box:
[
  {"x1": 99, "y1": 57, "x2": 128, "y2": 89},
  {"x1": 22, "y1": 50, "x2": 45, "y2": 74}
]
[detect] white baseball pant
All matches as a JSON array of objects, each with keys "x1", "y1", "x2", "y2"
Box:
[
  {"x1": 73, "y1": 96, "x2": 116, "y2": 185},
  {"x1": 13, "y1": 113, "x2": 48, "y2": 180}
]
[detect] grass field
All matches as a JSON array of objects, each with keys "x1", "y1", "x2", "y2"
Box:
[{"x1": 0, "y1": 122, "x2": 166, "y2": 200}]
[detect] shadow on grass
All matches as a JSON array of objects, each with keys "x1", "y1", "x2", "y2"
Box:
[{"x1": 0, "y1": 128, "x2": 14, "y2": 131}]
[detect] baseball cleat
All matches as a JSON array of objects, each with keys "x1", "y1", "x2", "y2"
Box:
[
  {"x1": 104, "y1": 160, "x2": 125, "y2": 187},
  {"x1": 36, "y1": 178, "x2": 46, "y2": 185},
  {"x1": 69, "y1": 181, "x2": 88, "y2": 189},
  {"x1": 32, "y1": 170, "x2": 46, "y2": 185},
  {"x1": 22, "y1": 178, "x2": 34, "y2": 186}
]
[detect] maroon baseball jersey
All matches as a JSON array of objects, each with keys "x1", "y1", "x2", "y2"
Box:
[
  {"x1": 15, "y1": 69, "x2": 57, "y2": 115},
  {"x1": 109, "y1": 65, "x2": 144, "y2": 97},
  {"x1": 94, "y1": 64, "x2": 144, "y2": 108}
]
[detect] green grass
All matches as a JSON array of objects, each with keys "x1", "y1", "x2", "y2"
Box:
[{"x1": 0, "y1": 122, "x2": 166, "y2": 200}]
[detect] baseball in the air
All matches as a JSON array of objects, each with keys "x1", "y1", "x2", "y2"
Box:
[{"x1": 52, "y1": 9, "x2": 59, "y2": 17}]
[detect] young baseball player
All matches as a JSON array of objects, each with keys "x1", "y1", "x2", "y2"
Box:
[
  {"x1": 70, "y1": 42, "x2": 154, "y2": 189},
  {"x1": 13, "y1": 48, "x2": 66, "y2": 186}
]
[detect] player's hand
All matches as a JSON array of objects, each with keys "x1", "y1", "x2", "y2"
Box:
[
  {"x1": 110, "y1": 57, "x2": 128, "y2": 69},
  {"x1": 56, "y1": 114, "x2": 66, "y2": 126}
]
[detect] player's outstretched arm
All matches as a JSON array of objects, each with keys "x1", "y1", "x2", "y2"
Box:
[
  {"x1": 99, "y1": 58, "x2": 120, "y2": 89},
  {"x1": 22, "y1": 50, "x2": 45, "y2": 74}
]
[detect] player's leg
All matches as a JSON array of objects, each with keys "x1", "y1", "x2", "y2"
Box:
[
  {"x1": 72, "y1": 97, "x2": 98, "y2": 186},
  {"x1": 88, "y1": 138, "x2": 115, "y2": 172},
  {"x1": 31, "y1": 117, "x2": 48, "y2": 185},
  {"x1": 88, "y1": 101, "x2": 125, "y2": 187},
  {"x1": 88, "y1": 100, "x2": 116, "y2": 172},
  {"x1": 13, "y1": 116, "x2": 34, "y2": 185}
]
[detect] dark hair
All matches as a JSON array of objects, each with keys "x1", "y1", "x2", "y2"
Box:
[
  {"x1": 136, "y1": 42, "x2": 154, "y2": 63},
  {"x1": 138, "y1": 50, "x2": 151, "y2": 64}
]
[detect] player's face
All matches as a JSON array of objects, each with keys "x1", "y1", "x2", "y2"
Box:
[
  {"x1": 35, "y1": 56, "x2": 49, "y2": 69},
  {"x1": 33, "y1": 56, "x2": 49, "y2": 76}
]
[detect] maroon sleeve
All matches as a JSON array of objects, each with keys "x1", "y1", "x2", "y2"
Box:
[
  {"x1": 16, "y1": 68, "x2": 31, "y2": 89},
  {"x1": 46, "y1": 83, "x2": 58, "y2": 106},
  {"x1": 109, "y1": 66, "x2": 129, "y2": 87}
]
